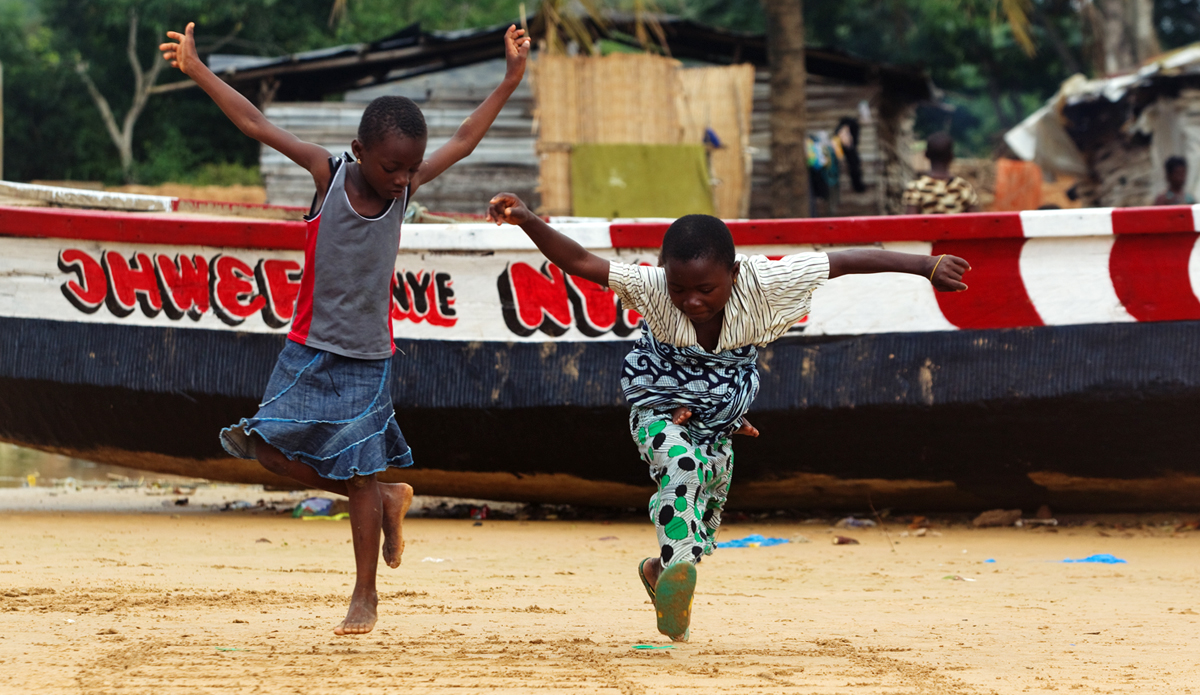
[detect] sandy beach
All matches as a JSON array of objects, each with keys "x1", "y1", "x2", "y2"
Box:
[{"x1": 1, "y1": 499, "x2": 1197, "y2": 694}]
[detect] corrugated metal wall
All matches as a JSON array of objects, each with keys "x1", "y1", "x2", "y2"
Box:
[{"x1": 262, "y1": 59, "x2": 539, "y2": 213}]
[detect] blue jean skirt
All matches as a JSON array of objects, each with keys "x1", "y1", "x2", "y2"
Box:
[{"x1": 220, "y1": 341, "x2": 413, "y2": 480}]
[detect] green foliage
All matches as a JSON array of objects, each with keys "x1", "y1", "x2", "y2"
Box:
[
  {"x1": 660, "y1": 0, "x2": 765, "y2": 33},
  {"x1": 2, "y1": 0, "x2": 1190, "y2": 182},
  {"x1": 805, "y1": 0, "x2": 1090, "y2": 155},
  {"x1": 1157, "y1": 0, "x2": 1200, "y2": 50},
  {"x1": 1, "y1": 0, "x2": 527, "y2": 184},
  {"x1": 188, "y1": 162, "x2": 262, "y2": 186}
]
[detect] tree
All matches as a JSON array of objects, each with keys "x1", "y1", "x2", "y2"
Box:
[
  {"x1": 763, "y1": 0, "x2": 808, "y2": 218},
  {"x1": 1084, "y1": 0, "x2": 1162, "y2": 75},
  {"x1": 74, "y1": 9, "x2": 164, "y2": 183}
]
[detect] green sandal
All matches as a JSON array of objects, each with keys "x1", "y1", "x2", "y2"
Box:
[
  {"x1": 637, "y1": 558, "x2": 656, "y2": 601},
  {"x1": 653, "y1": 562, "x2": 696, "y2": 642}
]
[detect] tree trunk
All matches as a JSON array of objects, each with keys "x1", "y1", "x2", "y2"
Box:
[
  {"x1": 1131, "y1": 0, "x2": 1161, "y2": 63},
  {"x1": 75, "y1": 10, "x2": 164, "y2": 183},
  {"x1": 764, "y1": 0, "x2": 808, "y2": 219},
  {"x1": 1088, "y1": 0, "x2": 1161, "y2": 75},
  {"x1": 1100, "y1": 0, "x2": 1136, "y2": 74}
]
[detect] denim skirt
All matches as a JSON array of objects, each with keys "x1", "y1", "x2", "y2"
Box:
[{"x1": 220, "y1": 341, "x2": 413, "y2": 480}]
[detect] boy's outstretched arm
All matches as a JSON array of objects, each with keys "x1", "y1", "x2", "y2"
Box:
[
  {"x1": 415, "y1": 27, "x2": 531, "y2": 187},
  {"x1": 160, "y1": 23, "x2": 331, "y2": 189},
  {"x1": 828, "y1": 249, "x2": 970, "y2": 292},
  {"x1": 486, "y1": 193, "x2": 611, "y2": 287}
]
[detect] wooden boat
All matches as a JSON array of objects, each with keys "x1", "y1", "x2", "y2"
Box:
[{"x1": 3, "y1": 180, "x2": 1200, "y2": 511}]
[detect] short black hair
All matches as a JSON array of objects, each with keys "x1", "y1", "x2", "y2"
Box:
[
  {"x1": 358, "y1": 96, "x2": 427, "y2": 148},
  {"x1": 660, "y1": 214, "x2": 736, "y2": 270},
  {"x1": 1166, "y1": 156, "x2": 1188, "y2": 175},
  {"x1": 926, "y1": 131, "x2": 954, "y2": 164}
]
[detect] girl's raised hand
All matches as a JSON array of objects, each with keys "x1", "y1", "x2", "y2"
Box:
[
  {"x1": 486, "y1": 193, "x2": 535, "y2": 225},
  {"x1": 929, "y1": 254, "x2": 970, "y2": 292},
  {"x1": 160, "y1": 22, "x2": 198, "y2": 74},
  {"x1": 503, "y1": 25, "x2": 531, "y2": 81}
]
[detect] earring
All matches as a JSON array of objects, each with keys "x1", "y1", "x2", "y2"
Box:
[{"x1": 356, "y1": 158, "x2": 361, "y2": 164}]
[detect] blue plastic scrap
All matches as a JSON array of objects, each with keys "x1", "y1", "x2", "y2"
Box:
[
  {"x1": 1061, "y1": 554, "x2": 1127, "y2": 564},
  {"x1": 716, "y1": 534, "x2": 789, "y2": 549}
]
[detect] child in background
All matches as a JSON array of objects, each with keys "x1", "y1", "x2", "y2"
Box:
[
  {"x1": 1154, "y1": 156, "x2": 1195, "y2": 205},
  {"x1": 485, "y1": 192, "x2": 969, "y2": 642},
  {"x1": 903, "y1": 132, "x2": 978, "y2": 214},
  {"x1": 160, "y1": 21, "x2": 530, "y2": 635}
]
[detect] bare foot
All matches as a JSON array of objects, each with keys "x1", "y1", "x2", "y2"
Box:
[
  {"x1": 644, "y1": 557, "x2": 664, "y2": 588},
  {"x1": 671, "y1": 406, "x2": 692, "y2": 425},
  {"x1": 333, "y1": 588, "x2": 378, "y2": 635},
  {"x1": 381, "y1": 482, "x2": 414, "y2": 569},
  {"x1": 734, "y1": 417, "x2": 759, "y2": 437}
]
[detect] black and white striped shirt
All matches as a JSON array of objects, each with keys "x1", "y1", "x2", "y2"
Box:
[{"x1": 608, "y1": 253, "x2": 829, "y2": 351}]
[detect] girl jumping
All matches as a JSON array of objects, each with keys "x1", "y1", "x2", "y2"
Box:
[
  {"x1": 486, "y1": 192, "x2": 969, "y2": 642},
  {"x1": 160, "y1": 21, "x2": 530, "y2": 635}
]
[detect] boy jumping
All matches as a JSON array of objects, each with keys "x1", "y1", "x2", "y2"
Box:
[{"x1": 486, "y1": 193, "x2": 969, "y2": 641}]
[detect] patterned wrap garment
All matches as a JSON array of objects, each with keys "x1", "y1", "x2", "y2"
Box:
[{"x1": 620, "y1": 328, "x2": 759, "y2": 444}]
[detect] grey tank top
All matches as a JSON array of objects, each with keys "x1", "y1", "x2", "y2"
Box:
[{"x1": 288, "y1": 156, "x2": 407, "y2": 360}]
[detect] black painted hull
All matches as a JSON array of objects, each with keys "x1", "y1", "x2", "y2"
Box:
[{"x1": 3, "y1": 315, "x2": 1200, "y2": 511}]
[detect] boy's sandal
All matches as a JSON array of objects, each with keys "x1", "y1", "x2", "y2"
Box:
[
  {"x1": 637, "y1": 558, "x2": 657, "y2": 601},
  {"x1": 653, "y1": 562, "x2": 696, "y2": 643}
]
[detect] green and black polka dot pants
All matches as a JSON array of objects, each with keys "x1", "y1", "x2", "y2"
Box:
[{"x1": 631, "y1": 407, "x2": 734, "y2": 568}]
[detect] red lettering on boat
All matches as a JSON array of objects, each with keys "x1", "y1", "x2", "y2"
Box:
[
  {"x1": 102, "y1": 251, "x2": 162, "y2": 318},
  {"x1": 255, "y1": 259, "x2": 303, "y2": 328},
  {"x1": 391, "y1": 270, "x2": 458, "y2": 327},
  {"x1": 155, "y1": 254, "x2": 210, "y2": 321},
  {"x1": 57, "y1": 249, "x2": 107, "y2": 314},
  {"x1": 210, "y1": 254, "x2": 265, "y2": 326}
]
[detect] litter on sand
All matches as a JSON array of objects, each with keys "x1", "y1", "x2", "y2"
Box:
[
  {"x1": 835, "y1": 517, "x2": 876, "y2": 529},
  {"x1": 716, "y1": 534, "x2": 789, "y2": 548},
  {"x1": 215, "y1": 647, "x2": 249, "y2": 652},
  {"x1": 943, "y1": 575, "x2": 977, "y2": 582},
  {"x1": 632, "y1": 644, "x2": 674, "y2": 650},
  {"x1": 1061, "y1": 554, "x2": 1127, "y2": 564},
  {"x1": 292, "y1": 497, "x2": 334, "y2": 518},
  {"x1": 421, "y1": 557, "x2": 447, "y2": 563},
  {"x1": 300, "y1": 512, "x2": 349, "y2": 521}
]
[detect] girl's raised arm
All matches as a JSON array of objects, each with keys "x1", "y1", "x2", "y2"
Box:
[
  {"x1": 414, "y1": 26, "x2": 531, "y2": 189},
  {"x1": 160, "y1": 23, "x2": 332, "y2": 191},
  {"x1": 486, "y1": 193, "x2": 611, "y2": 287}
]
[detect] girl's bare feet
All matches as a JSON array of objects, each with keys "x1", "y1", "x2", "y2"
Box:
[
  {"x1": 643, "y1": 556, "x2": 664, "y2": 587},
  {"x1": 334, "y1": 588, "x2": 378, "y2": 635},
  {"x1": 381, "y1": 482, "x2": 414, "y2": 569},
  {"x1": 670, "y1": 407, "x2": 759, "y2": 436},
  {"x1": 734, "y1": 417, "x2": 759, "y2": 437}
]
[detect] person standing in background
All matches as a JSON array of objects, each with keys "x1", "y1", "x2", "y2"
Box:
[
  {"x1": 1154, "y1": 156, "x2": 1196, "y2": 205},
  {"x1": 903, "y1": 132, "x2": 978, "y2": 214}
]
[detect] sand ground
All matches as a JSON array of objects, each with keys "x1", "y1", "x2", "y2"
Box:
[{"x1": 0, "y1": 510, "x2": 1197, "y2": 694}]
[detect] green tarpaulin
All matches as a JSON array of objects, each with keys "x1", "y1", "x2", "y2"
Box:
[{"x1": 570, "y1": 144, "x2": 714, "y2": 218}]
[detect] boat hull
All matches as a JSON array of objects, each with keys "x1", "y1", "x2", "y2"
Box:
[
  {"x1": 6, "y1": 198, "x2": 1200, "y2": 510},
  {"x1": 4, "y1": 315, "x2": 1200, "y2": 511}
]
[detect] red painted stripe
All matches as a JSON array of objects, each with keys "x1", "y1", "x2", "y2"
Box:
[
  {"x1": 0, "y1": 205, "x2": 306, "y2": 250},
  {"x1": 5, "y1": 203, "x2": 1199, "y2": 250},
  {"x1": 1112, "y1": 206, "x2": 1195, "y2": 235},
  {"x1": 931, "y1": 239, "x2": 1043, "y2": 329},
  {"x1": 1110, "y1": 233, "x2": 1200, "y2": 322},
  {"x1": 611, "y1": 213, "x2": 1026, "y2": 247}
]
